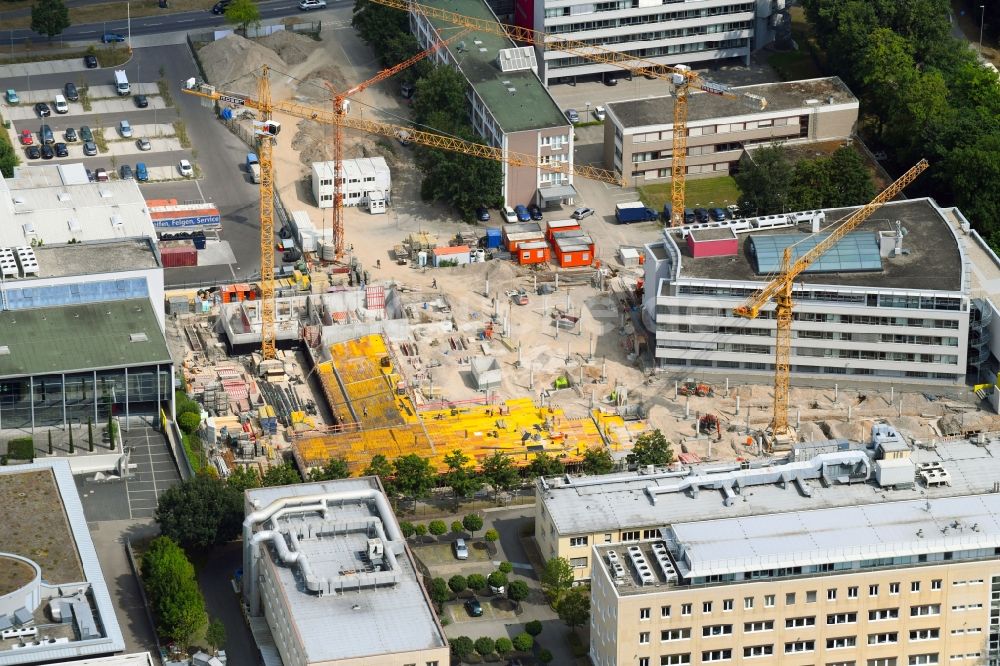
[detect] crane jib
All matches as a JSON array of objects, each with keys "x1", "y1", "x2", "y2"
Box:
[{"x1": 220, "y1": 94, "x2": 245, "y2": 106}]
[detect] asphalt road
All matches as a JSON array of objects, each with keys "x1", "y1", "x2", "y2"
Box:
[
  {"x1": 197, "y1": 541, "x2": 262, "y2": 666},
  {"x1": 4, "y1": 0, "x2": 337, "y2": 44}
]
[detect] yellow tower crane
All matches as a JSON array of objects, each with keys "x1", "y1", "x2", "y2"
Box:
[
  {"x1": 733, "y1": 159, "x2": 929, "y2": 446},
  {"x1": 254, "y1": 68, "x2": 279, "y2": 360},
  {"x1": 364, "y1": 0, "x2": 767, "y2": 227}
]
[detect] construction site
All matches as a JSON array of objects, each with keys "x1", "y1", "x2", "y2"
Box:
[{"x1": 160, "y1": 0, "x2": 1000, "y2": 486}]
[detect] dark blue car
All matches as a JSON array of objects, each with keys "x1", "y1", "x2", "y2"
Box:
[
  {"x1": 514, "y1": 204, "x2": 531, "y2": 222},
  {"x1": 101, "y1": 33, "x2": 126, "y2": 43},
  {"x1": 476, "y1": 206, "x2": 490, "y2": 222},
  {"x1": 709, "y1": 207, "x2": 726, "y2": 221}
]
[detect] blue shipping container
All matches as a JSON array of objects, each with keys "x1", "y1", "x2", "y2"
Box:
[{"x1": 485, "y1": 228, "x2": 502, "y2": 248}]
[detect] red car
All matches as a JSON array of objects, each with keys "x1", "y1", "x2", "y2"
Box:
[{"x1": 19, "y1": 129, "x2": 33, "y2": 145}]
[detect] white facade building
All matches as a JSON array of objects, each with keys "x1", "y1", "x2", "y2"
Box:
[
  {"x1": 524, "y1": 0, "x2": 785, "y2": 84},
  {"x1": 311, "y1": 157, "x2": 391, "y2": 210},
  {"x1": 643, "y1": 199, "x2": 980, "y2": 387}
]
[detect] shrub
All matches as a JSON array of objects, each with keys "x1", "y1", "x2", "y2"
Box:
[
  {"x1": 429, "y1": 577, "x2": 450, "y2": 608},
  {"x1": 7, "y1": 437, "x2": 34, "y2": 461},
  {"x1": 399, "y1": 521, "x2": 415, "y2": 538},
  {"x1": 512, "y1": 632, "x2": 533, "y2": 652},
  {"x1": 467, "y1": 573, "x2": 487, "y2": 592},
  {"x1": 487, "y1": 571, "x2": 508, "y2": 589},
  {"x1": 484, "y1": 528, "x2": 499, "y2": 542},
  {"x1": 474, "y1": 636, "x2": 495, "y2": 656},
  {"x1": 539, "y1": 648, "x2": 554, "y2": 663},
  {"x1": 508, "y1": 580, "x2": 530, "y2": 606},
  {"x1": 450, "y1": 635, "x2": 474, "y2": 659},
  {"x1": 428, "y1": 519, "x2": 447, "y2": 536},
  {"x1": 525, "y1": 619, "x2": 543, "y2": 636},
  {"x1": 448, "y1": 575, "x2": 467, "y2": 594},
  {"x1": 495, "y1": 637, "x2": 513, "y2": 654},
  {"x1": 498, "y1": 561, "x2": 513, "y2": 574},
  {"x1": 178, "y1": 411, "x2": 201, "y2": 435},
  {"x1": 413, "y1": 523, "x2": 427, "y2": 537},
  {"x1": 451, "y1": 520, "x2": 464, "y2": 534},
  {"x1": 463, "y1": 513, "x2": 484, "y2": 534}
]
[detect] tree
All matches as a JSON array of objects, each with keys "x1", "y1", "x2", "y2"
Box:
[
  {"x1": 141, "y1": 536, "x2": 208, "y2": 649},
  {"x1": 466, "y1": 573, "x2": 487, "y2": 592},
  {"x1": 224, "y1": 0, "x2": 261, "y2": 34},
  {"x1": 481, "y1": 452, "x2": 518, "y2": 499},
  {"x1": 487, "y1": 570, "x2": 507, "y2": 590},
  {"x1": 31, "y1": 0, "x2": 70, "y2": 39},
  {"x1": 448, "y1": 574, "x2": 467, "y2": 594},
  {"x1": 363, "y1": 454, "x2": 394, "y2": 494},
  {"x1": 630, "y1": 429, "x2": 673, "y2": 468},
  {"x1": 351, "y1": 0, "x2": 409, "y2": 57},
  {"x1": 528, "y1": 451, "x2": 564, "y2": 477},
  {"x1": 226, "y1": 465, "x2": 261, "y2": 493},
  {"x1": 495, "y1": 637, "x2": 513, "y2": 655},
  {"x1": 0, "y1": 138, "x2": 18, "y2": 179},
  {"x1": 512, "y1": 632, "x2": 534, "y2": 652},
  {"x1": 310, "y1": 457, "x2": 350, "y2": 481},
  {"x1": 442, "y1": 449, "x2": 483, "y2": 504},
  {"x1": 429, "y1": 577, "x2": 450, "y2": 610},
  {"x1": 413, "y1": 523, "x2": 427, "y2": 539},
  {"x1": 428, "y1": 520, "x2": 447, "y2": 536},
  {"x1": 540, "y1": 557, "x2": 574, "y2": 599},
  {"x1": 474, "y1": 637, "x2": 496, "y2": 656},
  {"x1": 451, "y1": 520, "x2": 464, "y2": 534},
  {"x1": 581, "y1": 447, "x2": 615, "y2": 475},
  {"x1": 484, "y1": 528, "x2": 499, "y2": 544},
  {"x1": 539, "y1": 648, "x2": 554, "y2": 663},
  {"x1": 412, "y1": 66, "x2": 467, "y2": 126},
  {"x1": 155, "y1": 475, "x2": 243, "y2": 553},
  {"x1": 87, "y1": 418, "x2": 95, "y2": 452},
  {"x1": 525, "y1": 619, "x2": 543, "y2": 636},
  {"x1": 498, "y1": 561, "x2": 513, "y2": 574},
  {"x1": 556, "y1": 586, "x2": 590, "y2": 633},
  {"x1": 507, "y1": 580, "x2": 530, "y2": 608},
  {"x1": 178, "y1": 411, "x2": 201, "y2": 435},
  {"x1": 463, "y1": 513, "x2": 484, "y2": 536},
  {"x1": 392, "y1": 453, "x2": 435, "y2": 505},
  {"x1": 450, "y1": 635, "x2": 475, "y2": 659},
  {"x1": 261, "y1": 462, "x2": 302, "y2": 487},
  {"x1": 399, "y1": 521, "x2": 415, "y2": 539},
  {"x1": 735, "y1": 143, "x2": 793, "y2": 216},
  {"x1": 205, "y1": 618, "x2": 226, "y2": 652}
]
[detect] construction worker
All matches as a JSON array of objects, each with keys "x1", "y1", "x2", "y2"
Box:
[
  {"x1": 431, "y1": 278, "x2": 437, "y2": 289},
  {"x1": 376, "y1": 259, "x2": 381, "y2": 269}
]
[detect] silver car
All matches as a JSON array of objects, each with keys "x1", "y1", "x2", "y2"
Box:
[{"x1": 452, "y1": 538, "x2": 469, "y2": 560}]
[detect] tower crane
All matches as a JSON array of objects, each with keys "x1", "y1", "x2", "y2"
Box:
[
  {"x1": 182, "y1": 69, "x2": 622, "y2": 359},
  {"x1": 733, "y1": 159, "x2": 929, "y2": 446},
  {"x1": 364, "y1": 0, "x2": 767, "y2": 227}
]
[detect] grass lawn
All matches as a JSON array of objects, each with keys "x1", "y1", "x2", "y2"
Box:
[
  {"x1": 1, "y1": 0, "x2": 210, "y2": 30},
  {"x1": 638, "y1": 175, "x2": 741, "y2": 212}
]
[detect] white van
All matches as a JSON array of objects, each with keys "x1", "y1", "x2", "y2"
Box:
[
  {"x1": 114, "y1": 70, "x2": 130, "y2": 96},
  {"x1": 53, "y1": 94, "x2": 68, "y2": 114}
]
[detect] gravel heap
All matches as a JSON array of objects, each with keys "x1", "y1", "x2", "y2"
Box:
[{"x1": 198, "y1": 34, "x2": 286, "y2": 96}]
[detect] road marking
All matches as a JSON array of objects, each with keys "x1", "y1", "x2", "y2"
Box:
[
  {"x1": 178, "y1": 18, "x2": 195, "y2": 22},
  {"x1": 147, "y1": 21, "x2": 162, "y2": 25}
]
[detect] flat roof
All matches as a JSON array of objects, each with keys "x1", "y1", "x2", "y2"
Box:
[
  {"x1": 689, "y1": 227, "x2": 736, "y2": 241},
  {"x1": 0, "y1": 166, "x2": 156, "y2": 247},
  {"x1": 22, "y1": 239, "x2": 159, "y2": 280},
  {"x1": 0, "y1": 461, "x2": 125, "y2": 664},
  {"x1": 419, "y1": 0, "x2": 568, "y2": 133},
  {"x1": 607, "y1": 76, "x2": 857, "y2": 129},
  {"x1": 673, "y1": 493, "x2": 1000, "y2": 578},
  {"x1": 539, "y1": 436, "x2": 1000, "y2": 537},
  {"x1": 673, "y1": 199, "x2": 964, "y2": 291},
  {"x1": 245, "y1": 479, "x2": 447, "y2": 662},
  {"x1": 0, "y1": 298, "x2": 172, "y2": 378}
]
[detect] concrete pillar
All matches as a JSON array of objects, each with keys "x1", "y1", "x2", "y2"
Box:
[
  {"x1": 555, "y1": 274, "x2": 559, "y2": 289},
  {"x1": 725, "y1": 377, "x2": 729, "y2": 392},
  {"x1": 796, "y1": 408, "x2": 801, "y2": 428},
  {"x1": 674, "y1": 380, "x2": 678, "y2": 398},
  {"x1": 889, "y1": 385, "x2": 894, "y2": 405},
  {"x1": 834, "y1": 383, "x2": 838, "y2": 401},
  {"x1": 685, "y1": 397, "x2": 690, "y2": 418},
  {"x1": 848, "y1": 404, "x2": 853, "y2": 421},
  {"x1": 735, "y1": 396, "x2": 740, "y2": 416},
  {"x1": 529, "y1": 366, "x2": 534, "y2": 390}
]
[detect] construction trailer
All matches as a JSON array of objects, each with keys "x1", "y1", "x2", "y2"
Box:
[
  {"x1": 517, "y1": 240, "x2": 550, "y2": 265},
  {"x1": 433, "y1": 245, "x2": 471, "y2": 266},
  {"x1": 553, "y1": 233, "x2": 596, "y2": 268},
  {"x1": 545, "y1": 218, "x2": 581, "y2": 241}
]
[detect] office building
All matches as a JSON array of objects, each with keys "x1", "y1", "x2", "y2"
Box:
[
  {"x1": 311, "y1": 158, "x2": 391, "y2": 210},
  {"x1": 642, "y1": 198, "x2": 980, "y2": 386},
  {"x1": 518, "y1": 0, "x2": 785, "y2": 85},
  {"x1": 242, "y1": 478, "x2": 449, "y2": 666},
  {"x1": 604, "y1": 77, "x2": 858, "y2": 186},
  {"x1": 0, "y1": 460, "x2": 126, "y2": 665},
  {"x1": 410, "y1": 0, "x2": 577, "y2": 207}
]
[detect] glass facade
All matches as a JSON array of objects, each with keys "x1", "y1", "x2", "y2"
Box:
[
  {"x1": 2, "y1": 278, "x2": 149, "y2": 310},
  {"x1": 0, "y1": 365, "x2": 172, "y2": 430}
]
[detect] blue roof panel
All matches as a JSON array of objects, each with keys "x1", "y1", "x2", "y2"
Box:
[{"x1": 748, "y1": 231, "x2": 883, "y2": 275}]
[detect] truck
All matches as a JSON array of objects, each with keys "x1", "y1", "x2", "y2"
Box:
[
  {"x1": 614, "y1": 201, "x2": 645, "y2": 213},
  {"x1": 114, "y1": 70, "x2": 130, "y2": 96},
  {"x1": 616, "y1": 206, "x2": 659, "y2": 224},
  {"x1": 246, "y1": 153, "x2": 260, "y2": 184}
]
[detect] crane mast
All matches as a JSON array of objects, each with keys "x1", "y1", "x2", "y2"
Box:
[{"x1": 256, "y1": 67, "x2": 277, "y2": 361}]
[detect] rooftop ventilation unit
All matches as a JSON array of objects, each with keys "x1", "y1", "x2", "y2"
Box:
[
  {"x1": 0, "y1": 346, "x2": 9, "y2": 356},
  {"x1": 651, "y1": 541, "x2": 677, "y2": 582},
  {"x1": 0, "y1": 248, "x2": 17, "y2": 279},
  {"x1": 67, "y1": 218, "x2": 82, "y2": 233},
  {"x1": 627, "y1": 545, "x2": 656, "y2": 585},
  {"x1": 99, "y1": 188, "x2": 112, "y2": 199},
  {"x1": 110, "y1": 214, "x2": 124, "y2": 228},
  {"x1": 129, "y1": 332, "x2": 148, "y2": 343},
  {"x1": 15, "y1": 247, "x2": 38, "y2": 277},
  {"x1": 917, "y1": 462, "x2": 951, "y2": 488},
  {"x1": 498, "y1": 46, "x2": 538, "y2": 72},
  {"x1": 57, "y1": 192, "x2": 71, "y2": 202}
]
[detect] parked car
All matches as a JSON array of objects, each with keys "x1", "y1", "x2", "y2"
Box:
[
  {"x1": 53, "y1": 94, "x2": 69, "y2": 114},
  {"x1": 179, "y1": 159, "x2": 193, "y2": 177},
  {"x1": 453, "y1": 539, "x2": 469, "y2": 560},
  {"x1": 683, "y1": 208, "x2": 696, "y2": 224},
  {"x1": 35, "y1": 102, "x2": 51, "y2": 117},
  {"x1": 39, "y1": 124, "x2": 53, "y2": 144},
  {"x1": 135, "y1": 162, "x2": 149, "y2": 181},
  {"x1": 54, "y1": 142, "x2": 68, "y2": 157},
  {"x1": 84, "y1": 55, "x2": 99, "y2": 68},
  {"x1": 475, "y1": 206, "x2": 490, "y2": 222},
  {"x1": 136, "y1": 137, "x2": 152, "y2": 151},
  {"x1": 298, "y1": 0, "x2": 326, "y2": 9},
  {"x1": 593, "y1": 105, "x2": 606, "y2": 121},
  {"x1": 603, "y1": 73, "x2": 618, "y2": 86},
  {"x1": 564, "y1": 108, "x2": 579, "y2": 123},
  {"x1": 94, "y1": 168, "x2": 109, "y2": 182},
  {"x1": 120, "y1": 164, "x2": 134, "y2": 180},
  {"x1": 400, "y1": 81, "x2": 415, "y2": 99},
  {"x1": 79, "y1": 125, "x2": 94, "y2": 142},
  {"x1": 693, "y1": 207, "x2": 709, "y2": 223},
  {"x1": 571, "y1": 207, "x2": 595, "y2": 220},
  {"x1": 211, "y1": 0, "x2": 230, "y2": 13},
  {"x1": 64, "y1": 127, "x2": 78, "y2": 142},
  {"x1": 709, "y1": 207, "x2": 726, "y2": 222},
  {"x1": 502, "y1": 206, "x2": 517, "y2": 223},
  {"x1": 19, "y1": 130, "x2": 33, "y2": 145},
  {"x1": 134, "y1": 94, "x2": 148, "y2": 108},
  {"x1": 5, "y1": 89, "x2": 19, "y2": 104},
  {"x1": 82, "y1": 141, "x2": 98, "y2": 156},
  {"x1": 119, "y1": 119, "x2": 133, "y2": 137},
  {"x1": 514, "y1": 204, "x2": 530, "y2": 222},
  {"x1": 25, "y1": 145, "x2": 40, "y2": 160},
  {"x1": 528, "y1": 204, "x2": 543, "y2": 221},
  {"x1": 101, "y1": 33, "x2": 126, "y2": 43},
  {"x1": 64, "y1": 82, "x2": 79, "y2": 102},
  {"x1": 464, "y1": 598, "x2": 483, "y2": 617},
  {"x1": 40, "y1": 144, "x2": 54, "y2": 159}
]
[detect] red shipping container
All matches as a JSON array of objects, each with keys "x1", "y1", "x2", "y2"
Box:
[{"x1": 159, "y1": 240, "x2": 198, "y2": 268}]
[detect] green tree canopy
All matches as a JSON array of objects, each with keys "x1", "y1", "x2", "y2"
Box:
[
  {"x1": 226, "y1": 465, "x2": 261, "y2": 493},
  {"x1": 528, "y1": 451, "x2": 564, "y2": 477},
  {"x1": 310, "y1": 457, "x2": 351, "y2": 481},
  {"x1": 224, "y1": 0, "x2": 261, "y2": 34},
  {"x1": 466, "y1": 573, "x2": 487, "y2": 592},
  {"x1": 481, "y1": 452, "x2": 519, "y2": 497},
  {"x1": 205, "y1": 618, "x2": 227, "y2": 652},
  {"x1": 155, "y1": 476, "x2": 243, "y2": 553},
  {"x1": 429, "y1": 577, "x2": 450, "y2": 609},
  {"x1": 363, "y1": 453, "x2": 394, "y2": 494},
  {"x1": 495, "y1": 637, "x2": 513, "y2": 655},
  {"x1": 31, "y1": 0, "x2": 70, "y2": 39},
  {"x1": 261, "y1": 462, "x2": 302, "y2": 487},
  {"x1": 581, "y1": 447, "x2": 615, "y2": 475},
  {"x1": 442, "y1": 449, "x2": 483, "y2": 501},
  {"x1": 507, "y1": 579, "x2": 530, "y2": 607},
  {"x1": 474, "y1": 637, "x2": 496, "y2": 656},
  {"x1": 512, "y1": 632, "x2": 534, "y2": 652},
  {"x1": 448, "y1": 574, "x2": 468, "y2": 594},
  {"x1": 541, "y1": 556, "x2": 574, "y2": 599},
  {"x1": 141, "y1": 537, "x2": 207, "y2": 648},
  {"x1": 393, "y1": 453, "x2": 436, "y2": 502},
  {"x1": 428, "y1": 520, "x2": 447, "y2": 536},
  {"x1": 556, "y1": 586, "x2": 591, "y2": 633},
  {"x1": 631, "y1": 429, "x2": 673, "y2": 468},
  {"x1": 450, "y1": 635, "x2": 475, "y2": 659},
  {"x1": 462, "y1": 513, "x2": 484, "y2": 535}
]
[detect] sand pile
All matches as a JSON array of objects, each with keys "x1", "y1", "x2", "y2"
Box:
[
  {"x1": 199, "y1": 34, "x2": 286, "y2": 97},
  {"x1": 258, "y1": 31, "x2": 317, "y2": 66},
  {"x1": 293, "y1": 65, "x2": 349, "y2": 103}
]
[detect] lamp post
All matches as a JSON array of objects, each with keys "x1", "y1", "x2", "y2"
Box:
[{"x1": 979, "y1": 5, "x2": 986, "y2": 57}]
